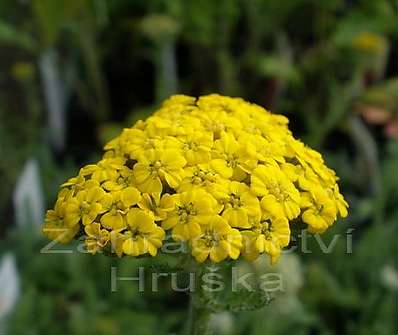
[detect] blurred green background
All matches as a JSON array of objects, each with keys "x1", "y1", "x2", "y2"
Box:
[{"x1": 1, "y1": 0, "x2": 398, "y2": 334}]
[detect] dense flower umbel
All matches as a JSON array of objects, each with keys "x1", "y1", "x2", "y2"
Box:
[{"x1": 43, "y1": 94, "x2": 348, "y2": 264}]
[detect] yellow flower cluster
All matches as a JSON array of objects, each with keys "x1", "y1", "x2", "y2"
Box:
[{"x1": 43, "y1": 94, "x2": 348, "y2": 264}]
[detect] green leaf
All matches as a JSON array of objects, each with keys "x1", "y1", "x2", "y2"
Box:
[
  {"x1": 256, "y1": 55, "x2": 299, "y2": 82},
  {"x1": 0, "y1": 20, "x2": 36, "y2": 51}
]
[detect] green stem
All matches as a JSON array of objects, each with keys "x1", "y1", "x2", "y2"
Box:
[
  {"x1": 185, "y1": 264, "x2": 212, "y2": 335},
  {"x1": 187, "y1": 293, "x2": 211, "y2": 335}
]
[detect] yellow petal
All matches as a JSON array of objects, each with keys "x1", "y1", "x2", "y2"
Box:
[
  {"x1": 133, "y1": 164, "x2": 151, "y2": 183},
  {"x1": 210, "y1": 159, "x2": 233, "y2": 179},
  {"x1": 121, "y1": 187, "x2": 141, "y2": 207},
  {"x1": 210, "y1": 246, "x2": 228, "y2": 262}
]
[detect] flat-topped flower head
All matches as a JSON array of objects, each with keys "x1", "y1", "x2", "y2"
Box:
[{"x1": 44, "y1": 94, "x2": 348, "y2": 264}]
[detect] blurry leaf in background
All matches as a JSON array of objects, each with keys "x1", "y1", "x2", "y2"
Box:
[
  {"x1": 32, "y1": 0, "x2": 111, "y2": 123},
  {"x1": 209, "y1": 312, "x2": 234, "y2": 335},
  {"x1": 12, "y1": 158, "x2": 44, "y2": 231},
  {"x1": 32, "y1": 0, "x2": 94, "y2": 46},
  {"x1": 358, "y1": 78, "x2": 398, "y2": 115},
  {"x1": 0, "y1": 253, "x2": 20, "y2": 320},
  {"x1": 32, "y1": 0, "x2": 67, "y2": 46},
  {"x1": 356, "y1": 78, "x2": 398, "y2": 138},
  {"x1": 178, "y1": 0, "x2": 223, "y2": 46},
  {"x1": 10, "y1": 61, "x2": 35, "y2": 82},
  {"x1": 39, "y1": 49, "x2": 68, "y2": 152},
  {"x1": 332, "y1": 1, "x2": 395, "y2": 47},
  {"x1": 351, "y1": 32, "x2": 387, "y2": 54},
  {"x1": 1, "y1": 231, "x2": 185, "y2": 335},
  {"x1": 139, "y1": 14, "x2": 180, "y2": 44},
  {"x1": 380, "y1": 265, "x2": 398, "y2": 291},
  {"x1": 0, "y1": 20, "x2": 36, "y2": 51},
  {"x1": 139, "y1": 14, "x2": 180, "y2": 101},
  {"x1": 256, "y1": 55, "x2": 299, "y2": 83}
]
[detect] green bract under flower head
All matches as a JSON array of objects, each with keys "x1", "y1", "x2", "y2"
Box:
[{"x1": 43, "y1": 94, "x2": 348, "y2": 264}]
